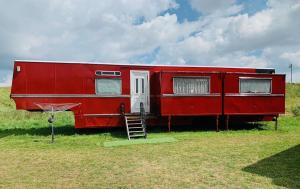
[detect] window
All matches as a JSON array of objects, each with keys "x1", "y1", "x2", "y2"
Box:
[
  {"x1": 173, "y1": 77, "x2": 210, "y2": 94},
  {"x1": 95, "y1": 79, "x2": 121, "y2": 95},
  {"x1": 135, "y1": 78, "x2": 138, "y2": 94},
  {"x1": 141, "y1": 78, "x2": 144, "y2": 94},
  {"x1": 240, "y1": 78, "x2": 271, "y2": 94},
  {"x1": 95, "y1": 70, "x2": 121, "y2": 76}
]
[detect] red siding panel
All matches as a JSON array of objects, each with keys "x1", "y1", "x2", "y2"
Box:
[
  {"x1": 223, "y1": 73, "x2": 285, "y2": 115},
  {"x1": 11, "y1": 60, "x2": 285, "y2": 128}
]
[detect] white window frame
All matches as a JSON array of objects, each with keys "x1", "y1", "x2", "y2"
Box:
[
  {"x1": 95, "y1": 78, "x2": 122, "y2": 95},
  {"x1": 239, "y1": 77, "x2": 272, "y2": 94},
  {"x1": 173, "y1": 76, "x2": 211, "y2": 95}
]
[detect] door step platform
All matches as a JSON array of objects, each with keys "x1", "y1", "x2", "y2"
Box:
[{"x1": 124, "y1": 115, "x2": 147, "y2": 140}]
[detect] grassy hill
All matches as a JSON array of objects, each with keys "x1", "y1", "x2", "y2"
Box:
[
  {"x1": 0, "y1": 84, "x2": 299, "y2": 188},
  {"x1": 286, "y1": 84, "x2": 300, "y2": 116}
]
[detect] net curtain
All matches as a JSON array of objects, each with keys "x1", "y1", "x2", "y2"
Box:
[{"x1": 173, "y1": 77, "x2": 210, "y2": 94}]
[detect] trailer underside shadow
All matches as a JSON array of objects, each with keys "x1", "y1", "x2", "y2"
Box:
[{"x1": 0, "y1": 120, "x2": 265, "y2": 139}]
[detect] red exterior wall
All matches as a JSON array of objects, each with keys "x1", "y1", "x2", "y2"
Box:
[
  {"x1": 11, "y1": 60, "x2": 285, "y2": 128},
  {"x1": 159, "y1": 71, "x2": 222, "y2": 116},
  {"x1": 223, "y1": 73, "x2": 285, "y2": 115}
]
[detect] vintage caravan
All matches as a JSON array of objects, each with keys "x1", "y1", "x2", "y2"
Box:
[{"x1": 11, "y1": 60, "x2": 285, "y2": 139}]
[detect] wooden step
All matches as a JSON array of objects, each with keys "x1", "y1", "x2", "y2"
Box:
[
  {"x1": 127, "y1": 122, "x2": 142, "y2": 126},
  {"x1": 128, "y1": 126, "x2": 143, "y2": 129},
  {"x1": 130, "y1": 134, "x2": 146, "y2": 138},
  {"x1": 126, "y1": 116, "x2": 141, "y2": 119},
  {"x1": 127, "y1": 119, "x2": 142, "y2": 123},
  {"x1": 129, "y1": 130, "x2": 144, "y2": 133}
]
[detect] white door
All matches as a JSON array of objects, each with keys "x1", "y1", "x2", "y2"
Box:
[{"x1": 130, "y1": 70, "x2": 150, "y2": 113}]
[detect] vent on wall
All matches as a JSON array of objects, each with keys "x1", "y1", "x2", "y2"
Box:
[{"x1": 95, "y1": 70, "x2": 121, "y2": 76}]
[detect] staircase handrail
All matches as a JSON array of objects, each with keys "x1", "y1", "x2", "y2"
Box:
[{"x1": 140, "y1": 102, "x2": 147, "y2": 138}]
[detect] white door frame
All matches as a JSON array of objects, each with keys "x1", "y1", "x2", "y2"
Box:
[{"x1": 130, "y1": 70, "x2": 150, "y2": 113}]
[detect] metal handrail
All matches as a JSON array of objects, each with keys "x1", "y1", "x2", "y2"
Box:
[
  {"x1": 120, "y1": 103, "x2": 131, "y2": 139},
  {"x1": 140, "y1": 102, "x2": 147, "y2": 138},
  {"x1": 120, "y1": 103, "x2": 125, "y2": 117}
]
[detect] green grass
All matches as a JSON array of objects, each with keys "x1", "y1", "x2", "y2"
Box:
[
  {"x1": 286, "y1": 83, "x2": 300, "y2": 115},
  {"x1": 0, "y1": 84, "x2": 300, "y2": 188},
  {"x1": 103, "y1": 137, "x2": 177, "y2": 147}
]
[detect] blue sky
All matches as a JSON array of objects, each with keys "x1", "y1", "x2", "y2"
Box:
[
  {"x1": 164, "y1": 0, "x2": 202, "y2": 23},
  {"x1": 0, "y1": 0, "x2": 299, "y2": 86}
]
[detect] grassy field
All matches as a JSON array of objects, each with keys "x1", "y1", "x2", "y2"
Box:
[{"x1": 0, "y1": 85, "x2": 299, "y2": 188}]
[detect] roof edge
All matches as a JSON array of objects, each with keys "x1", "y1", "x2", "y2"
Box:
[{"x1": 14, "y1": 59, "x2": 276, "y2": 70}]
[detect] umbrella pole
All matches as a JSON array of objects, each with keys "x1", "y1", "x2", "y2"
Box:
[{"x1": 48, "y1": 107, "x2": 55, "y2": 143}]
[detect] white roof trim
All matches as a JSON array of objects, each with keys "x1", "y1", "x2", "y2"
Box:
[{"x1": 14, "y1": 59, "x2": 275, "y2": 70}]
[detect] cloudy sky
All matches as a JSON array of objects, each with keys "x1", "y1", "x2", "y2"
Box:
[{"x1": 0, "y1": 0, "x2": 299, "y2": 86}]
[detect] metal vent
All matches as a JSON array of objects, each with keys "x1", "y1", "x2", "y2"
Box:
[
  {"x1": 256, "y1": 69, "x2": 275, "y2": 74},
  {"x1": 95, "y1": 70, "x2": 121, "y2": 76}
]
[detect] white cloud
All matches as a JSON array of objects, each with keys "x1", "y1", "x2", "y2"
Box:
[
  {"x1": 0, "y1": 71, "x2": 12, "y2": 87},
  {"x1": 0, "y1": 0, "x2": 178, "y2": 62},
  {"x1": 157, "y1": 0, "x2": 300, "y2": 79},
  {"x1": 280, "y1": 50, "x2": 300, "y2": 67},
  {"x1": 157, "y1": 35, "x2": 214, "y2": 65},
  {"x1": 213, "y1": 54, "x2": 269, "y2": 68},
  {"x1": 0, "y1": 0, "x2": 300, "y2": 84}
]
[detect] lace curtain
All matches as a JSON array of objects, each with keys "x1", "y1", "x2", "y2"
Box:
[
  {"x1": 96, "y1": 79, "x2": 121, "y2": 95},
  {"x1": 174, "y1": 77, "x2": 209, "y2": 94},
  {"x1": 240, "y1": 79, "x2": 271, "y2": 93}
]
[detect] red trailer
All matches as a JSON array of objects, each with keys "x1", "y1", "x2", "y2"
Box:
[{"x1": 11, "y1": 60, "x2": 285, "y2": 138}]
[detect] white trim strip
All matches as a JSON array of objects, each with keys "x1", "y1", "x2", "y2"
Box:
[
  {"x1": 11, "y1": 93, "x2": 284, "y2": 98},
  {"x1": 84, "y1": 114, "x2": 121, "y2": 117},
  {"x1": 162, "y1": 93, "x2": 221, "y2": 97},
  {"x1": 224, "y1": 113, "x2": 284, "y2": 115},
  {"x1": 239, "y1": 77, "x2": 273, "y2": 79},
  {"x1": 14, "y1": 60, "x2": 275, "y2": 70},
  {"x1": 84, "y1": 113, "x2": 154, "y2": 117},
  {"x1": 225, "y1": 93, "x2": 284, "y2": 97},
  {"x1": 11, "y1": 94, "x2": 130, "y2": 98}
]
